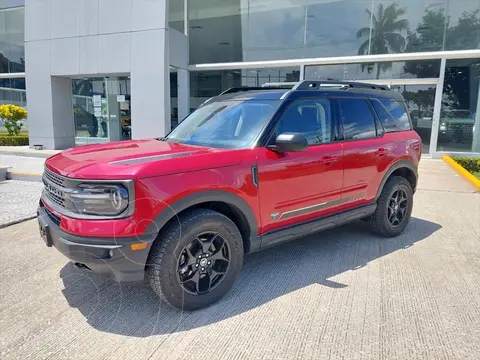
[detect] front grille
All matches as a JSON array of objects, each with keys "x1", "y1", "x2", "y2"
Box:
[
  {"x1": 44, "y1": 188, "x2": 65, "y2": 208},
  {"x1": 44, "y1": 168, "x2": 66, "y2": 187},
  {"x1": 43, "y1": 168, "x2": 67, "y2": 209},
  {"x1": 45, "y1": 206, "x2": 61, "y2": 226}
]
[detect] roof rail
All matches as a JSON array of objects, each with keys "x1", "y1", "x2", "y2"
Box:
[
  {"x1": 292, "y1": 80, "x2": 391, "y2": 91},
  {"x1": 219, "y1": 83, "x2": 295, "y2": 95}
]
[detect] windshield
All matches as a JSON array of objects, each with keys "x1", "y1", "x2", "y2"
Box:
[{"x1": 166, "y1": 100, "x2": 280, "y2": 149}]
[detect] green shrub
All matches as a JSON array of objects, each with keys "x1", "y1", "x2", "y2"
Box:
[
  {"x1": 452, "y1": 157, "x2": 480, "y2": 173},
  {"x1": 0, "y1": 134, "x2": 29, "y2": 146}
]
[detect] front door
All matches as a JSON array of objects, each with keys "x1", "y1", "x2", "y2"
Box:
[{"x1": 256, "y1": 97, "x2": 344, "y2": 244}]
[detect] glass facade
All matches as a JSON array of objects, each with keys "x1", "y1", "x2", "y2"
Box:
[
  {"x1": 305, "y1": 60, "x2": 441, "y2": 81},
  {"x1": 72, "y1": 77, "x2": 132, "y2": 146},
  {"x1": 0, "y1": 6, "x2": 25, "y2": 107},
  {"x1": 190, "y1": 67, "x2": 300, "y2": 109},
  {"x1": 437, "y1": 58, "x2": 480, "y2": 153},
  {"x1": 1, "y1": 1, "x2": 480, "y2": 154},
  {"x1": 185, "y1": 0, "x2": 480, "y2": 64}
]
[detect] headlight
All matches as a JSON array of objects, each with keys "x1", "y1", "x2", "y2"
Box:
[
  {"x1": 440, "y1": 123, "x2": 447, "y2": 131},
  {"x1": 70, "y1": 184, "x2": 129, "y2": 216}
]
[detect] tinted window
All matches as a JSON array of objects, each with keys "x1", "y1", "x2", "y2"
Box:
[
  {"x1": 338, "y1": 98, "x2": 376, "y2": 140},
  {"x1": 372, "y1": 99, "x2": 411, "y2": 132},
  {"x1": 274, "y1": 98, "x2": 332, "y2": 145},
  {"x1": 167, "y1": 100, "x2": 280, "y2": 149}
]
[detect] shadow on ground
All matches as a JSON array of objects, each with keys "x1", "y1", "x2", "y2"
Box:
[{"x1": 60, "y1": 217, "x2": 441, "y2": 337}]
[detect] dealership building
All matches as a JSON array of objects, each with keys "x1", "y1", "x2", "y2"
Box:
[{"x1": 1, "y1": 0, "x2": 480, "y2": 156}]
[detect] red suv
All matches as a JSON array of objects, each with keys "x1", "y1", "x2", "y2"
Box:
[{"x1": 38, "y1": 80, "x2": 421, "y2": 310}]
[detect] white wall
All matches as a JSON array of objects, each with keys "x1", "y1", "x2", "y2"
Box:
[{"x1": 25, "y1": 0, "x2": 186, "y2": 149}]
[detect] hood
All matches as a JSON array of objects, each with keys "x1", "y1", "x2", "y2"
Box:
[{"x1": 45, "y1": 139, "x2": 246, "y2": 179}]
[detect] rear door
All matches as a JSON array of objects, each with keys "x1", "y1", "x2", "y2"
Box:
[
  {"x1": 335, "y1": 97, "x2": 392, "y2": 206},
  {"x1": 256, "y1": 97, "x2": 344, "y2": 240}
]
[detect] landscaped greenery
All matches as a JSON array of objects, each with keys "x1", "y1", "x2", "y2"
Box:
[
  {"x1": 0, "y1": 134, "x2": 29, "y2": 146},
  {"x1": 0, "y1": 104, "x2": 28, "y2": 136},
  {"x1": 453, "y1": 157, "x2": 480, "y2": 179}
]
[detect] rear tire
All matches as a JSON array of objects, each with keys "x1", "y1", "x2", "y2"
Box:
[
  {"x1": 146, "y1": 209, "x2": 244, "y2": 311},
  {"x1": 369, "y1": 176, "x2": 413, "y2": 237}
]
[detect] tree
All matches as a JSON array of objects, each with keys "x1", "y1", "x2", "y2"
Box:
[
  {"x1": 356, "y1": 2, "x2": 409, "y2": 79},
  {"x1": 403, "y1": 9, "x2": 480, "y2": 109},
  {"x1": 0, "y1": 104, "x2": 27, "y2": 136}
]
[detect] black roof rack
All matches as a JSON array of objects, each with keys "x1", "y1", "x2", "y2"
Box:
[
  {"x1": 216, "y1": 80, "x2": 390, "y2": 97},
  {"x1": 219, "y1": 84, "x2": 294, "y2": 95},
  {"x1": 292, "y1": 80, "x2": 391, "y2": 91}
]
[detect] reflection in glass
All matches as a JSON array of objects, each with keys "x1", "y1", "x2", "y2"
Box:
[
  {"x1": 390, "y1": 85, "x2": 436, "y2": 154},
  {"x1": 190, "y1": 67, "x2": 300, "y2": 111},
  {"x1": 168, "y1": 0, "x2": 184, "y2": 33},
  {"x1": 0, "y1": 7, "x2": 26, "y2": 107},
  {"x1": 305, "y1": 60, "x2": 441, "y2": 81},
  {"x1": 186, "y1": 0, "x2": 480, "y2": 65},
  {"x1": 437, "y1": 59, "x2": 480, "y2": 153},
  {"x1": 72, "y1": 77, "x2": 132, "y2": 146}
]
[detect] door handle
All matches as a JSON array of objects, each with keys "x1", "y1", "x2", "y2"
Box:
[
  {"x1": 375, "y1": 148, "x2": 390, "y2": 156},
  {"x1": 319, "y1": 156, "x2": 339, "y2": 165}
]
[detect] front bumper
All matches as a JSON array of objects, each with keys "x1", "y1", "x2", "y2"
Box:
[{"x1": 37, "y1": 206, "x2": 156, "y2": 282}]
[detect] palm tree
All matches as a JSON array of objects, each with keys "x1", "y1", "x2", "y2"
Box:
[{"x1": 356, "y1": 3, "x2": 409, "y2": 79}]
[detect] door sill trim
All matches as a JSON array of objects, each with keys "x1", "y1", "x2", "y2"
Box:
[{"x1": 258, "y1": 203, "x2": 377, "y2": 250}]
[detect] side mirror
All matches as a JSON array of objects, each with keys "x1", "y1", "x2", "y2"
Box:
[{"x1": 269, "y1": 132, "x2": 308, "y2": 152}]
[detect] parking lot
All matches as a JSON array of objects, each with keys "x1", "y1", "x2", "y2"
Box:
[{"x1": 1, "y1": 159, "x2": 480, "y2": 360}]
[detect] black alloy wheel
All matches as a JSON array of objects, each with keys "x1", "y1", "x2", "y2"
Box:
[
  {"x1": 387, "y1": 188, "x2": 408, "y2": 227},
  {"x1": 177, "y1": 232, "x2": 231, "y2": 295}
]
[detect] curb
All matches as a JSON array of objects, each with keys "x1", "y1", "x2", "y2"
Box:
[
  {"x1": 7, "y1": 171, "x2": 43, "y2": 182},
  {"x1": 0, "y1": 215, "x2": 38, "y2": 229},
  {"x1": 0, "y1": 150, "x2": 55, "y2": 159},
  {"x1": 442, "y1": 155, "x2": 480, "y2": 191}
]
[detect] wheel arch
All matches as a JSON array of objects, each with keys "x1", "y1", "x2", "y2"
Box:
[
  {"x1": 375, "y1": 160, "x2": 418, "y2": 201},
  {"x1": 144, "y1": 191, "x2": 259, "y2": 254}
]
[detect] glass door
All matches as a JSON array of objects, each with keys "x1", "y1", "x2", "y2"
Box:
[{"x1": 391, "y1": 84, "x2": 437, "y2": 155}]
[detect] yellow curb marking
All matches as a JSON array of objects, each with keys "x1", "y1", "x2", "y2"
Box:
[
  {"x1": 442, "y1": 155, "x2": 480, "y2": 191},
  {"x1": 9, "y1": 171, "x2": 42, "y2": 177}
]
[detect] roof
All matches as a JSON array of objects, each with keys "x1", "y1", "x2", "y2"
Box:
[{"x1": 206, "y1": 80, "x2": 405, "y2": 104}]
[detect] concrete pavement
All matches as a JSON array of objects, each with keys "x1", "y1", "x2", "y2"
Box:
[
  {"x1": 1, "y1": 160, "x2": 480, "y2": 359},
  {"x1": 0, "y1": 180, "x2": 43, "y2": 228}
]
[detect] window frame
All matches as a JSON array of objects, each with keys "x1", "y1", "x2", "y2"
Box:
[
  {"x1": 262, "y1": 96, "x2": 339, "y2": 148},
  {"x1": 370, "y1": 98, "x2": 413, "y2": 133},
  {"x1": 332, "y1": 96, "x2": 382, "y2": 142}
]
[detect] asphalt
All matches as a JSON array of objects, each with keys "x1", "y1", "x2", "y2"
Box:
[{"x1": 1, "y1": 160, "x2": 479, "y2": 360}]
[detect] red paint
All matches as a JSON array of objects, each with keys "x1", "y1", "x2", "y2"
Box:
[{"x1": 44, "y1": 130, "x2": 421, "y2": 240}]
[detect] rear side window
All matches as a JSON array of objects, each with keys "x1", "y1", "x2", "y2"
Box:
[
  {"x1": 337, "y1": 98, "x2": 376, "y2": 140},
  {"x1": 371, "y1": 99, "x2": 411, "y2": 132}
]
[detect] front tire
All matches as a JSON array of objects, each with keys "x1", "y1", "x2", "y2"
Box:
[
  {"x1": 369, "y1": 176, "x2": 413, "y2": 237},
  {"x1": 146, "y1": 209, "x2": 244, "y2": 310}
]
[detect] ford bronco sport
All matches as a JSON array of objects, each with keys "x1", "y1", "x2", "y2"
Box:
[{"x1": 38, "y1": 80, "x2": 421, "y2": 310}]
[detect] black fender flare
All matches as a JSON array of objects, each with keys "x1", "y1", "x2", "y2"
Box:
[
  {"x1": 144, "y1": 190, "x2": 259, "y2": 238},
  {"x1": 375, "y1": 160, "x2": 418, "y2": 201}
]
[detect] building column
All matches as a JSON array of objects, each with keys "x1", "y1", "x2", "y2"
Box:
[
  {"x1": 26, "y1": 58, "x2": 75, "y2": 149},
  {"x1": 177, "y1": 69, "x2": 190, "y2": 122},
  {"x1": 131, "y1": 28, "x2": 171, "y2": 139}
]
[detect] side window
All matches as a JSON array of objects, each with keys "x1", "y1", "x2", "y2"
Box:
[
  {"x1": 337, "y1": 98, "x2": 376, "y2": 140},
  {"x1": 371, "y1": 99, "x2": 411, "y2": 132},
  {"x1": 275, "y1": 98, "x2": 333, "y2": 145}
]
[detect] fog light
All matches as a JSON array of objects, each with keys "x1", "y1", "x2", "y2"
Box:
[{"x1": 109, "y1": 250, "x2": 114, "y2": 258}]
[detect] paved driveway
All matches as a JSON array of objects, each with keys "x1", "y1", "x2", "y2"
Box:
[{"x1": 1, "y1": 160, "x2": 479, "y2": 360}]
